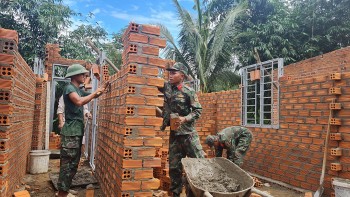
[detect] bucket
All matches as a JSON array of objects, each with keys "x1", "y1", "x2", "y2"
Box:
[
  {"x1": 29, "y1": 150, "x2": 51, "y2": 174},
  {"x1": 333, "y1": 178, "x2": 350, "y2": 197}
]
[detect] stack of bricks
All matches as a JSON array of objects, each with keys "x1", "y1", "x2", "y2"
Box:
[
  {"x1": 0, "y1": 28, "x2": 36, "y2": 196},
  {"x1": 45, "y1": 44, "x2": 86, "y2": 81},
  {"x1": 95, "y1": 23, "x2": 172, "y2": 197},
  {"x1": 49, "y1": 132, "x2": 61, "y2": 150},
  {"x1": 31, "y1": 77, "x2": 47, "y2": 150}
]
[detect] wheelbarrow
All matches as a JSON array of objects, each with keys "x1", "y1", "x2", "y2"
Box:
[{"x1": 182, "y1": 157, "x2": 254, "y2": 197}]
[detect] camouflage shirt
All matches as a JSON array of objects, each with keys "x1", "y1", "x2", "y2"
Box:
[
  {"x1": 215, "y1": 126, "x2": 253, "y2": 164},
  {"x1": 161, "y1": 82, "x2": 202, "y2": 135},
  {"x1": 61, "y1": 83, "x2": 90, "y2": 136}
]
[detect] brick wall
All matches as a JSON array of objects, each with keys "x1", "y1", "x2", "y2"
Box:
[
  {"x1": 0, "y1": 29, "x2": 36, "y2": 196},
  {"x1": 44, "y1": 44, "x2": 90, "y2": 149},
  {"x1": 45, "y1": 44, "x2": 86, "y2": 81},
  {"x1": 32, "y1": 78, "x2": 47, "y2": 150},
  {"x1": 194, "y1": 47, "x2": 350, "y2": 196},
  {"x1": 284, "y1": 47, "x2": 350, "y2": 80},
  {"x1": 95, "y1": 23, "x2": 172, "y2": 197}
]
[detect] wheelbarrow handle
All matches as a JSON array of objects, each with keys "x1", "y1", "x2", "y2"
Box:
[{"x1": 203, "y1": 191, "x2": 213, "y2": 197}]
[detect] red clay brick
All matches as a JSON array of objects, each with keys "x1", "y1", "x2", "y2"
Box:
[
  {"x1": 134, "y1": 191, "x2": 153, "y2": 197},
  {"x1": 0, "y1": 28, "x2": 19, "y2": 43},
  {"x1": 0, "y1": 79, "x2": 12, "y2": 90},
  {"x1": 146, "y1": 77, "x2": 165, "y2": 87},
  {"x1": 149, "y1": 37, "x2": 166, "y2": 48},
  {"x1": 125, "y1": 96, "x2": 146, "y2": 105},
  {"x1": 137, "y1": 148, "x2": 156, "y2": 157},
  {"x1": 0, "y1": 105, "x2": 13, "y2": 114},
  {"x1": 124, "y1": 137, "x2": 144, "y2": 146},
  {"x1": 141, "y1": 66, "x2": 160, "y2": 76},
  {"x1": 122, "y1": 159, "x2": 143, "y2": 168},
  {"x1": 144, "y1": 137, "x2": 163, "y2": 147},
  {"x1": 124, "y1": 117, "x2": 144, "y2": 126},
  {"x1": 138, "y1": 128, "x2": 156, "y2": 136},
  {"x1": 148, "y1": 57, "x2": 167, "y2": 68},
  {"x1": 138, "y1": 107, "x2": 156, "y2": 116},
  {"x1": 134, "y1": 169, "x2": 153, "y2": 179},
  {"x1": 126, "y1": 75, "x2": 147, "y2": 84},
  {"x1": 129, "y1": 33, "x2": 148, "y2": 44},
  {"x1": 141, "y1": 178, "x2": 160, "y2": 190},
  {"x1": 121, "y1": 181, "x2": 141, "y2": 191},
  {"x1": 127, "y1": 54, "x2": 148, "y2": 64},
  {"x1": 0, "y1": 162, "x2": 8, "y2": 176},
  {"x1": 145, "y1": 97, "x2": 164, "y2": 107},
  {"x1": 143, "y1": 158, "x2": 161, "y2": 168},
  {"x1": 144, "y1": 117, "x2": 163, "y2": 126},
  {"x1": 141, "y1": 25, "x2": 160, "y2": 36},
  {"x1": 140, "y1": 86, "x2": 160, "y2": 96},
  {"x1": 142, "y1": 46, "x2": 159, "y2": 56},
  {"x1": 13, "y1": 190, "x2": 30, "y2": 197}
]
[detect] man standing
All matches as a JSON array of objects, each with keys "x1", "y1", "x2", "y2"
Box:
[
  {"x1": 161, "y1": 62, "x2": 204, "y2": 197},
  {"x1": 56, "y1": 64, "x2": 108, "y2": 197},
  {"x1": 205, "y1": 126, "x2": 253, "y2": 166}
]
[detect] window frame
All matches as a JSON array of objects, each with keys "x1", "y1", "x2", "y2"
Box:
[{"x1": 241, "y1": 58, "x2": 284, "y2": 129}]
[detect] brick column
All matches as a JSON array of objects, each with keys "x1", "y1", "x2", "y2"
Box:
[
  {"x1": 32, "y1": 78, "x2": 47, "y2": 150},
  {"x1": 95, "y1": 23, "x2": 173, "y2": 197}
]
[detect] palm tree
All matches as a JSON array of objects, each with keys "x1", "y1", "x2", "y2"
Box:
[{"x1": 160, "y1": 0, "x2": 247, "y2": 92}]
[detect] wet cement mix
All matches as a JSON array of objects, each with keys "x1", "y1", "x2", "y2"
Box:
[{"x1": 186, "y1": 159, "x2": 240, "y2": 193}]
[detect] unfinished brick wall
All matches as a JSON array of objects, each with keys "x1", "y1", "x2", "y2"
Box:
[
  {"x1": 44, "y1": 44, "x2": 90, "y2": 149},
  {"x1": 0, "y1": 29, "x2": 36, "y2": 196},
  {"x1": 284, "y1": 47, "x2": 350, "y2": 80},
  {"x1": 195, "y1": 91, "x2": 240, "y2": 147},
  {"x1": 32, "y1": 78, "x2": 47, "y2": 150},
  {"x1": 45, "y1": 44, "x2": 86, "y2": 81},
  {"x1": 95, "y1": 23, "x2": 172, "y2": 197},
  {"x1": 194, "y1": 47, "x2": 350, "y2": 196}
]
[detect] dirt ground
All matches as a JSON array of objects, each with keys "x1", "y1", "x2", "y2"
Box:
[
  {"x1": 19, "y1": 158, "x2": 103, "y2": 197},
  {"x1": 18, "y1": 157, "x2": 305, "y2": 197},
  {"x1": 253, "y1": 182, "x2": 305, "y2": 197}
]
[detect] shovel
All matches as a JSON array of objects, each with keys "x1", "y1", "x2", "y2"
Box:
[{"x1": 314, "y1": 103, "x2": 333, "y2": 197}]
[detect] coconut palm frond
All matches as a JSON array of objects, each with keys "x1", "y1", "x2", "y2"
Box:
[
  {"x1": 206, "y1": 1, "x2": 247, "y2": 76},
  {"x1": 173, "y1": 0, "x2": 201, "y2": 40}
]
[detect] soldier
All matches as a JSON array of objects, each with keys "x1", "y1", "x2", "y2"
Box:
[
  {"x1": 56, "y1": 64, "x2": 108, "y2": 197},
  {"x1": 205, "y1": 126, "x2": 253, "y2": 166},
  {"x1": 160, "y1": 62, "x2": 204, "y2": 197}
]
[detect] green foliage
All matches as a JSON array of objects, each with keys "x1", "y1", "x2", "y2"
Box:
[
  {"x1": 59, "y1": 24, "x2": 108, "y2": 61},
  {"x1": 0, "y1": 0, "x2": 73, "y2": 65},
  {"x1": 161, "y1": 0, "x2": 246, "y2": 93},
  {"x1": 230, "y1": 0, "x2": 350, "y2": 65}
]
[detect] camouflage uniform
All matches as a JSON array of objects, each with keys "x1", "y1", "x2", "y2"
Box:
[
  {"x1": 57, "y1": 82, "x2": 90, "y2": 192},
  {"x1": 206, "y1": 126, "x2": 252, "y2": 166},
  {"x1": 161, "y1": 63, "x2": 204, "y2": 197}
]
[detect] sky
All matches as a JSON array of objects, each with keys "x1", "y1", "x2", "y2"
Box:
[{"x1": 62, "y1": 0, "x2": 195, "y2": 40}]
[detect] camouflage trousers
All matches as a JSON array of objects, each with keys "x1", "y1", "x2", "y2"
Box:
[
  {"x1": 169, "y1": 132, "x2": 204, "y2": 196},
  {"x1": 57, "y1": 135, "x2": 83, "y2": 192},
  {"x1": 228, "y1": 131, "x2": 252, "y2": 166}
]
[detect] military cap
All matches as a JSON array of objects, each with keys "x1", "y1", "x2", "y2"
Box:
[
  {"x1": 205, "y1": 135, "x2": 219, "y2": 147},
  {"x1": 166, "y1": 62, "x2": 188, "y2": 76}
]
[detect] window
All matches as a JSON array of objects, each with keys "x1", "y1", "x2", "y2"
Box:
[{"x1": 241, "y1": 58, "x2": 283, "y2": 128}]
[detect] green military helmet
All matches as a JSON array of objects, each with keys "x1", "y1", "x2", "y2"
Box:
[
  {"x1": 65, "y1": 64, "x2": 89, "y2": 78},
  {"x1": 205, "y1": 135, "x2": 218, "y2": 147},
  {"x1": 166, "y1": 62, "x2": 188, "y2": 77}
]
